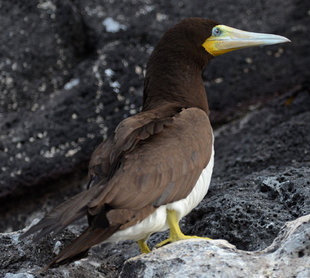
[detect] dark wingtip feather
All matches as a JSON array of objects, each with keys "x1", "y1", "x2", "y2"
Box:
[
  {"x1": 20, "y1": 185, "x2": 102, "y2": 241},
  {"x1": 20, "y1": 216, "x2": 71, "y2": 241},
  {"x1": 38, "y1": 225, "x2": 120, "y2": 271},
  {"x1": 19, "y1": 221, "x2": 44, "y2": 240}
]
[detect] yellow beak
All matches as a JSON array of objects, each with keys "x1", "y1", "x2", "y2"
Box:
[{"x1": 203, "y1": 25, "x2": 291, "y2": 56}]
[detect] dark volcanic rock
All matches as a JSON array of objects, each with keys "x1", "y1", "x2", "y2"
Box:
[
  {"x1": 0, "y1": 222, "x2": 139, "y2": 278},
  {"x1": 0, "y1": 0, "x2": 309, "y2": 277},
  {"x1": 184, "y1": 164, "x2": 310, "y2": 251},
  {"x1": 213, "y1": 87, "x2": 310, "y2": 181},
  {"x1": 182, "y1": 87, "x2": 310, "y2": 251},
  {"x1": 0, "y1": 0, "x2": 88, "y2": 113}
]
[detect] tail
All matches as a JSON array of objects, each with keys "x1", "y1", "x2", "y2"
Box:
[
  {"x1": 20, "y1": 184, "x2": 102, "y2": 241},
  {"x1": 41, "y1": 225, "x2": 120, "y2": 271}
]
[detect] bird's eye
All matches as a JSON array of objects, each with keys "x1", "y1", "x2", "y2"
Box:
[{"x1": 212, "y1": 27, "x2": 221, "y2": 37}]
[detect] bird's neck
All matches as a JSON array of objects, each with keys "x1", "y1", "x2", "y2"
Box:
[{"x1": 142, "y1": 51, "x2": 210, "y2": 114}]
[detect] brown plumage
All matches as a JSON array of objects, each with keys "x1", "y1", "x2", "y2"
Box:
[
  {"x1": 20, "y1": 17, "x2": 290, "y2": 269},
  {"x1": 21, "y1": 18, "x2": 216, "y2": 268}
]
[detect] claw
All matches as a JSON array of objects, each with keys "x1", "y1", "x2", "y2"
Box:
[
  {"x1": 156, "y1": 210, "x2": 212, "y2": 248},
  {"x1": 137, "y1": 238, "x2": 151, "y2": 253}
]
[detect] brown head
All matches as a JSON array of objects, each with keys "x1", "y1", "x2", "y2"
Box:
[{"x1": 143, "y1": 18, "x2": 290, "y2": 113}]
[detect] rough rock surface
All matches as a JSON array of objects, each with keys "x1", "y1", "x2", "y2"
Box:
[
  {"x1": 0, "y1": 0, "x2": 310, "y2": 277},
  {"x1": 1, "y1": 222, "x2": 140, "y2": 278},
  {"x1": 120, "y1": 215, "x2": 310, "y2": 278},
  {"x1": 1, "y1": 214, "x2": 310, "y2": 277}
]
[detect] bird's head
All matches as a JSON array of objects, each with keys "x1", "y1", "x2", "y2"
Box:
[
  {"x1": 158, "y1": 18, "x2": 290, "y2": 63},
  {"x1": 144, "y1": 18, "x2": 290, "y2": 111}
]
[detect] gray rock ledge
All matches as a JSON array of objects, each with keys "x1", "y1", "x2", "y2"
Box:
[
  {"x1": 120, "y1": 214, "x2": 310, "y2": 278},
  {"x1": 1, "y1": 214, "x2": 309, "y2": 278}
]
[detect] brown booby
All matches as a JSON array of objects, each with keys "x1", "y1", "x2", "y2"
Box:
[{"x1": 21, "y1": 18, "x2": 290, "y2": 269}]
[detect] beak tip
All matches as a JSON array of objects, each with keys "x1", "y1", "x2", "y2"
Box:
[{"x1": 273, "y1": 36, "x2": 291, "y2": 45}]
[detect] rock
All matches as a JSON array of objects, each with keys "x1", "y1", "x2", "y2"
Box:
[
  {"x1": 120, "y1": 214, "x2": 310, "y2": 278},
  {"x1": 1, "y1": 215, "x2": 309, "y2": 277},
  {"x1": 0, "y1": 218, "x2": 140, "y2": 278}
]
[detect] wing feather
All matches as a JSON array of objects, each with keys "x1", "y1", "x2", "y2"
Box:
[
  {"x1": 89, "y1": 107, "x2": 213, "y2": 218},
  {"x1": 21, "y1": 105, "x2": 212, "y2": 268}
]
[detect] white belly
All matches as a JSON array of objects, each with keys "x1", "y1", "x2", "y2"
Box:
[{"x1": 106, "y1": 141, "x2": 214, "y2": 243}]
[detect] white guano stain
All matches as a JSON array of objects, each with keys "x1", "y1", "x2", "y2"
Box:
[{"x1": 102, "y1": 17, "x2": 126, "y2": 33}]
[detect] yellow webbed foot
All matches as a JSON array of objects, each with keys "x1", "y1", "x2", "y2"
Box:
[
  {"x1": 156, "y1": 238, "x2": 171, "y2": 248},
  {"x1": 156, "y1": 209, "x2": 212, "y2": 248},
  {"x1": 137, "y1": 239, "x2": 151, "y2": 253}
]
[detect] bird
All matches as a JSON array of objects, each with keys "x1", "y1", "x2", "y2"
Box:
[{"x1": 20, "y1": 18, "x2": 290, "y2": 269}]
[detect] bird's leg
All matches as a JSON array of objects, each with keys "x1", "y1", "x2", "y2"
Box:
[
  {"x1": 137, "y1": 238, "x2": 151, "y2": 253},
  {"x1": 156, "y1": 209, "x2": 211, "y2": 248}
]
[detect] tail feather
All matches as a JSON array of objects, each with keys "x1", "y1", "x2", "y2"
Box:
[
  {"x1": 42, "y1": 225, "x2": 120, "y2": 271},
  {"x1": 20, "y1": 184, "x2": 102, "y2": 240}
]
